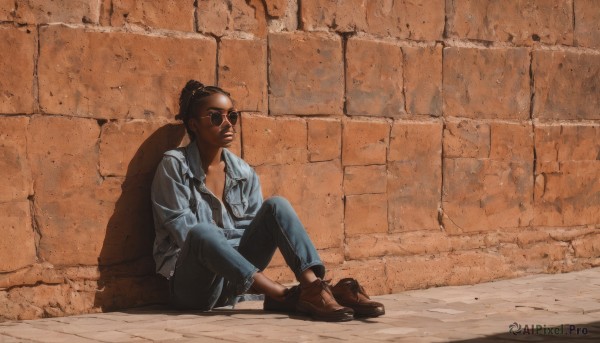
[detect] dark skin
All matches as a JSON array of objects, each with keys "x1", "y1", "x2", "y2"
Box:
[{"x1": 188, "y1": 93, "x2": 317, "y2": 301}]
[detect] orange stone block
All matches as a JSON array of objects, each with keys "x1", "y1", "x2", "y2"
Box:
[
  {"x1": 197, "y1": 0, "x2": 267, "y2": 37},
  {"x1": 342, "y1": 119, "x2": 389, "y2": 166},
  {"x1": 111, "y1": 0, "x2": 195, "y2": 31},
  {"x1": 572, "y1": 234, "x2": 600, "y2": 258},
  {"x1": 575, "y1": 0, "x2": 600, "y2": 48},
  {"x1": 38, "y1": 26, "x2": 216, "y2": 119},
  {"x1": 443, "y1": 120, "x2": 490, "y2": 159},
  {"x1": 242, "y1": 114, "x2": 307, "y2": 166},
  {"x1": 403, "y1": 45, "x2": 442, "y2": 116},
  {"x1": 343, "y1": 165, "x2": 386, "y2": 195},
  {"x1": 256, "y1": 161, "x2": 344, "y2": 249},
  {"x1": 218, "y1": 38, "x2": 267, "y2": 112},
  {"x1": 268, "y1": 32, "x2": 344, "y2": 115},
  {"x1": 11, "y1": 0, "x2": 101, "y2": 24},
  {"x1": 533, "y1": 51, "x2": 600, "y2": 120},
  {"x1": 534, "y1": 125, "x2": 600, "y2": 226},
  {"x1": 99, "y1": 120, "x2": 185, "y2": 177},
  {"x1": 346, "y1": 37, "x2": 404, "y2": 117},
  {"x1": 0, "y1": 201, "x2": 35, "y2": 272},
  {"x1": 364, "y1": 0, "x2": 444, "y2": 40},
  {"x1": 0, "y1": 27, "x2": 35, "y2": 114},
  {"x1": 387, "y1": 122, "x2": 442, "y2": 232},
  {"x1": 264, "y1": 0, "x2": 288, "y2": 17},
  {"x1": 344, "y1": 193, "x2": 388, "y2": 236},
  {"x1": 0, "y1": 117, "x2": 32, "y2": 202},
  {"x1": 447, "y1": 0, "x2": 574, "y2": 45},
  {"x1": 489, "y1": 123, "x2": 533, "y2": 162},
  {"x1": 301, "y1": 0, "x2": 367, "y2": 33},
  {"x1": 307, "y1": 118, "x2": 341, "y2": 162},
  {"x1": 442, "y1": 159, "x2": 534, "y2": 233},
  {"x1": 443, "y1": 47, "x2": 530, "y2": 119}
]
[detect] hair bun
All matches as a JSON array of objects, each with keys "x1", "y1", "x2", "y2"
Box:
[{"x1": 184, "y1": 80, "x2": 204, "y2": 93}]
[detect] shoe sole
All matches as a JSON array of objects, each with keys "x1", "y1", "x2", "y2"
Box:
[
  {"x1": 296, "y1": 302, "x2": 354, "y2": 322},
  {"x1": 354, "y1": 308, "x2": 385, "y2": 318}
]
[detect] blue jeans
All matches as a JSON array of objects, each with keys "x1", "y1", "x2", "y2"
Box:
[{"x1": 169, "y1": 197, "x2": 325, "y2": 310}]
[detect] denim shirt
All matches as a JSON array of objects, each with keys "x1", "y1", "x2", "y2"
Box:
[{"x1": 151, "y1": 141, "x2": 263, "y2": 279}]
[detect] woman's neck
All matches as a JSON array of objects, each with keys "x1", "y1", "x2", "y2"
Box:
[{"x1": 196, "y1": 141, "x2": 223, "y2": 173}]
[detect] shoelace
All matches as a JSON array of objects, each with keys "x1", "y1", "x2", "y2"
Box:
[{"x1": 346, "y1": 279, "x2": 369, "y2": 298}]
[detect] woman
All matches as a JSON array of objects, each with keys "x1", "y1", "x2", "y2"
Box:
[{"x1": 151, "y1": 80, "x2": 384, "y2": 321}]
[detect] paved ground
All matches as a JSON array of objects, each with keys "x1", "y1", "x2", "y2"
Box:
[{"x1": 1, "y1": 268, "x2": 600, "y2": 342}]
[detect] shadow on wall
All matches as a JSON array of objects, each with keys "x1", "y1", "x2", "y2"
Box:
[{"x1": 94, "y1": 123, "x2": 185, "y2": 311}]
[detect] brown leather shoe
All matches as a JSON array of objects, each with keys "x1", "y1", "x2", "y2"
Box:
[
  {"x1": 331, "y1": 278, "x2": 385, "y2": 317},
  {"x1": 263, "y1": 286, "x2": 300, "y2": 313},
  {"x1": 296, "y1": 279, "x2": 354, "y2": 322}
]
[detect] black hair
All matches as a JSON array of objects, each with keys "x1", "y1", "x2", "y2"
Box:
[{"x1": 177, "y1": 80, "x2": 231, "y2": 140}]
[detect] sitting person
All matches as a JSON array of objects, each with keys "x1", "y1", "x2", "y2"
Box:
[{"x1": 151, "y1": 80, "x2": 385, "y2": 321}]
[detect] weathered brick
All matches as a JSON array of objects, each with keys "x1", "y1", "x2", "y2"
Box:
[
  {"x1": 346, "y1": 37, "x2": 404, "y2": 117},
  {"x1": 447, "y1": 0, "x2": 574, "y2": 45},
  {"x1": 490, "y1": 123, "x2": 533, "y2": 162},
  {"x1": 575, "y1": 0, "x2": 600, "y2": 48},
  {"x1": 443, "y1": 47, "x2": 530, "y2": 119},
  {"x1": 344, "y1": 194, "x2": 388, "y2": 236},
  {"x1": 242, "y1": 114, "x2": 307, "y2": 165},
  {"x1": 264, "y1": 0, "x2": 288, "y2": 17},
  {"x1": 0, "y1": 27, "x2": 35, "y2": 114},
  {"x1": 343, "y1": 165, "x2": 386, "y2": 195},
  {"x1": 389, "y1": 121, "x2": 442, "y2": 162},
  {"x1": 442, "y1": 159, "x2": 534, "y2": 233},
  {"x1": 256, "y1": 161, "x2": 343, "y2": 249},
  {"x1": 11, "y1": 0, "x2": 100, "y2": 24},
  {"x1": 0, "y1": 0, "x2": 13, "y2": 20},
  {"x1": 0, "y1": 201, "x2": 35, "y2": 272},
  {"x1": 364, "y1": 0, "x2": 444, "y2": 40},
  {"x1": 403, "y1": 45, "x2": 442, "y2": 116},
  {"x1": 328, "y1": 260, "x2": 387, "y2": 295},
  {"x1": 268, "y1": 32, "x2": 344, "y2": 115},
  {"x1": 499, "y1": 242, "x2": 570, "y2": 272},
  {"x1": 533, "y1": 51, "x2": 600, "y2": 120},
  {"x1": 218, "y1": 38, "x2": 267, "y2": 112},
  {"x1": 388, "y1": 122, "x2": 442, "y2": 231},
  {"x1": 111, "y1": 0, "x2": 195, "y2": 31},
  {"x1": 386, "y1": 256, "x2": 451, "y2": 291},
  {"x1": 443, "y1": 120, "x2": 490, "y2": 159},
  {"x1": 307, "y1": 118, "x2": 341, "y2": 162},
  {"x1": 301, "y1": 0, "x2": 367, "y2": 33},
  {"x1": 28, "y1": 117, "x2": 104, "y2": 265},
  {"x1": 0, "y1": 117, "x2": 32, "y2": 202},
  {"x1": 444, "y1": 251, "x2": 514, "y2": 285},
  {"x1": 197, "y1": 0, "x2": 267, "y2": 38},
  {"x1": 38, "y1": 25, "x2": 216, "y2": 119},
  {"x1": 534, "y1": 124, "x2": 600, "y2": 226},
  {"x1": 99, "y1": 120, "x2": 185, "y2": 177},
  {"x1": 29, "y1": 116, "x2": 100, "y2": 197},
  {"x1": 572, "y1": 234, "x2": 600, "y2": 258},
  {"x1": 345, "y1": 231, "x2": 491, "y2": 260},
  {"x1": 342, "y1": 119, "x2": 389, "y2": 166}
]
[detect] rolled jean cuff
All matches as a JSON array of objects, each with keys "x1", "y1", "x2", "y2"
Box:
[
  {"x1": 236, "y1": 267, "x2": 260, "y2": 295},
  {"x1": 298, "y1": 261, "x2": 325, "y2": 280}
]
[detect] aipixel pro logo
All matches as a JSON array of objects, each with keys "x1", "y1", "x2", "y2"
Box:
[{"x1": 509, "y1": 322, "x2": 589, "y2": 336}]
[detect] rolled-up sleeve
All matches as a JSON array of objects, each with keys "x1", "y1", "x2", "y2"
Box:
[{"x1": 151, "y1": 156, "x2": 198, "y2": 249}]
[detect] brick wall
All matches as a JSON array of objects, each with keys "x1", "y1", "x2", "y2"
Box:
[{"x1": 1, "y1": 0, "x2": 599, "y2": 320}]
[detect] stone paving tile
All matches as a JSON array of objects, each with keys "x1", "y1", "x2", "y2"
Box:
[{"x1": 2, "y1": 268, "x2": 600, "y2": 342}]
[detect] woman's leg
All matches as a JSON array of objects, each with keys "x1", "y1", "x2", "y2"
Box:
[
  {"x1": 237, "y1": 196, "x2": 325, "y2": 284},
  {"x1": 171, "y1": 223, "x2": 258, "y2": 310}
]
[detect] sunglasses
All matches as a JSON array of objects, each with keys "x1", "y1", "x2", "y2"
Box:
[{"x1": 200, "y1": 111, "x2": 240, "y2": 126}]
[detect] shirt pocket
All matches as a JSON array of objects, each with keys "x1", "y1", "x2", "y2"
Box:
[{"x1": 227, "y1": 182, "x2": 248, "y2": 219}]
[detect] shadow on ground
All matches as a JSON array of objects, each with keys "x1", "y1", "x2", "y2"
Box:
[
  {"x1": 451, "y1": 321, "x2": 600, "y2": 342},
  {"x1": 94, "y1": 123, "x2": 185, "y2": 311}
]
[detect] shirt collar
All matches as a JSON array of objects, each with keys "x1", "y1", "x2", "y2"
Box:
[{"x1": 184, "y1": 141, "x2": 246, "y2": 182}]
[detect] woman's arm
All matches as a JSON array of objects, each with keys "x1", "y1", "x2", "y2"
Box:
[{"x1": 151, "y1": 156, "x2": 199, "y2": 249}]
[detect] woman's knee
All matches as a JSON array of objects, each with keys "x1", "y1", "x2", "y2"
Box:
[
  {"x1": 186, "y1": 223, "x2": 226, "y2": 246},
  {"x1": 263, "y1": 196, "x2": 293, "y2": 213}
]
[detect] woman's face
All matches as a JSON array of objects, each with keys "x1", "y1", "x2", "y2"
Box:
[{"x1": 189, "y1": 93, "x2": 237, "y2": 148}]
